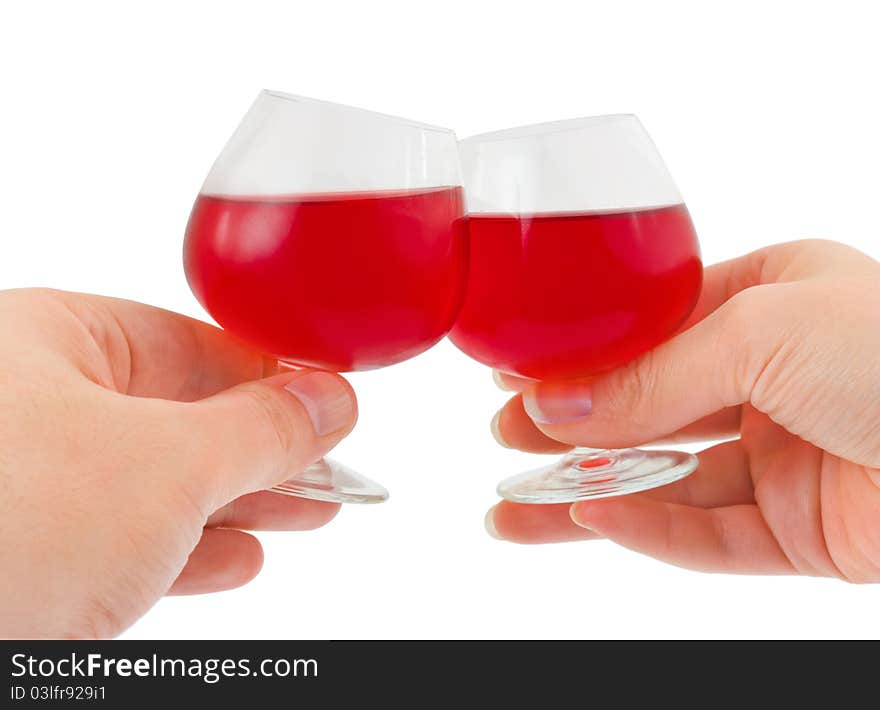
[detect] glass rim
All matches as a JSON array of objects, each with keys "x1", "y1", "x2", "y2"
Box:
[
  {"x1": 460, "y1": 114, "x2": 640, "y2": 144},
  {"x1": 261, "y1": 90, "x2": 456, "y2": 135}
]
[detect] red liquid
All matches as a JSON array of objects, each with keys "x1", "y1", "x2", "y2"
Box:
[
  {"x1": 184, "y1": 187, "x2": 466, "y2": 371},
  {"x1": 449, "y1": 205, "x2": 702, "y2": 380}
]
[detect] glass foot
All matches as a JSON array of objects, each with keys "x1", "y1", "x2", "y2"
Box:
[
  {"x1": 497, "y1": 448, "x2": 698, "y2": 504},
  {"x1": 271, "y1": 457, "x2": 389, "y2": 504}
]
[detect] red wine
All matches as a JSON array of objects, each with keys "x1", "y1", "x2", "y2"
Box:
[
  {"x1": 449, "y1": 204, "x2": 702, "y2": 380},
  {"x1": 184, "y1": 187, "x2": 466, "y2": 371}
]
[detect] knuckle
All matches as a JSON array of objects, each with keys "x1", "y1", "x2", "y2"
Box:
[
  {"x1": 240, "y1": 385, "x2": 305, "y2": 459},
  {"x1": 719, "y1": 286, "x2": 764, "y2": 333},
  {"x1": 788, "y1": 237, "x2": 832, "y2": 250},
  {"x1": 607, "y1": 349, "x2": 659, "y2": 425},
  {"x1": 715, "y1": 286, "x2": 775, "y2": 402},
  {"x1": 108, "y1": 398, "x2": 219, "y2": 522},
  {"x1": 67, "y1": 600, "x2": 122, "y2": 639},
  {"x1": 793, "y1": 237, "x2": 843, "y2": 256}
]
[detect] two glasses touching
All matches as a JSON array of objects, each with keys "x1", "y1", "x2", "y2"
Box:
[{"x1": 183, "y1": 91, "x2": 702, "y2": 506}]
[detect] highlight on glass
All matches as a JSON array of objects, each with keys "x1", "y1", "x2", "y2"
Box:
[
  {"x1": 184, "y1": 91, "x2": 467, "y2": 503},
  {"x1": 450, "y1": 115, "x2": 703, "y2": 503}
]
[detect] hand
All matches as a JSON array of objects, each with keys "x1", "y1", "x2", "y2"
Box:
[
  {"x1": 0, "y1": 289, "x2": 357, "y2": 638},
  {"x1": 485, "y1": 239, "x2": 880, "y2": 583}
]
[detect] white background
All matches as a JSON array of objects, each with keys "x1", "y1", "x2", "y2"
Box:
[{"x1": 2, "y1": 0, "x2": 878, "y2": 639}]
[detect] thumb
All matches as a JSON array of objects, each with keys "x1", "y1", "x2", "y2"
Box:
[
  {"x1": 177, "y1": 369, "x2": 357, "y2": 509},
  {"x1": 521, "y1": 285, "x2": 784, "y2": 448}
]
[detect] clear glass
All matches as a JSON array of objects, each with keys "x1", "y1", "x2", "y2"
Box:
[
  {"x1": 184, "y1": 91, "x2": 466, "y2": 504},
  {"x1": 450, "y1": 115, "x2": 703, "y2": 503}
]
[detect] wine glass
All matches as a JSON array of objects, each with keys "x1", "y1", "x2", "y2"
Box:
[
  {"x1": 450, "y1": 115, "x2": 703, "y2": 503},
  {"x1": 184, "y1": 91, "x2": 466, "y2": 504}
]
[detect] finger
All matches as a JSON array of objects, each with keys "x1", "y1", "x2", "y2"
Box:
[
  {"x1": 492, "y1": 394, "x2": 572, "y2": 453},
  {"x1": 175, "y1": 369, "x2": 357, "y2": 510},
  {"x1": 644, "y1": 407, "x2": 742, "y2": 446},
  {"x1": 486, "y1": 502, "x2": 599, "y2": 544},
  {"x1": 570, "y1": 497, "x2": 795, "y2": 574},
  {"x1": 677, "y1": 239, "x2": 872, "y2": 330},
  {"x1": 641, "y1": 439, "x2": 754, "y2": 508},
  {"x1": 207, "y1": 491, "x2": 340, "y2": 531},
  {"x1": 68, "y1": 293, "x2": 279, "y2": 400},
  {"x1": 522, "y1": 284, "x2": 787, "y2": 448},
  {"x1": 677, "y1": 248, "x2": 768, "y2": 328},
  {"x1": 496, "y1": 391, "x2": 740, "y2": 453},
  {"x1": 167, "y1": 528, "x2": 264, "y2": 595}
]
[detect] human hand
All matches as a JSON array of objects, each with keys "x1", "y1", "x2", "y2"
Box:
[
  {"x1": 485, "y1": 240, "x2": 880, "y2": 582},
  {"x1": 0, "y1": 289, "x2": 357, "y2": 638}
]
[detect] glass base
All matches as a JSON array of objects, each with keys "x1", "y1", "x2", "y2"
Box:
[
  {"x1": 497, "y1": 448, "x2": 698, "y2": 504},
  {"x1": 271, "y1": 457, "x2": 389, "y2": 504}
]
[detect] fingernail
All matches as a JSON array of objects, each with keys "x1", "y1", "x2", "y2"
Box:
[
  {"x1": 569, "y1": 503, "x2": 594, "y2": 531},
  {"x1": 485, "y1": 506, "x2": 503, "y2": 540},
  {"x1": 284, "y1": 372, "x2": 354, "y2": 437},
  {"x1": 523, "y1": 381, "x2": 592, "y2": 424},
  {"x1": 490, "y1": 410, "x2": 512, "y2": 449},
  {"x1": 492, "y1": 370, "x2": 512, "y2": 391}
]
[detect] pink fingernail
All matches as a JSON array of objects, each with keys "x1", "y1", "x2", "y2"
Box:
[
  {"x1": 569, "y1": 503, "x2": 594, "y2": 531},
  {"x1": 490, "y1": 410, "x2": 512, "y2": 449},
  {"x1": 523, "y1": 381, "x2": 592, "y2": 424},
  {"x1": 492, "y1": 370, "x2": 512, "y2": 391},
  {"x1": 284, "y1": 372, "x2": 354, "y2": 436},
  {"x1": 485, "y1": 506, "x2": 503, "y2": 540}
]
